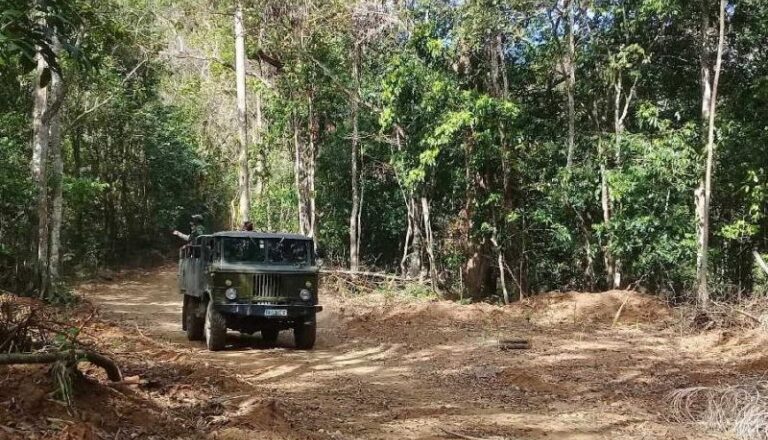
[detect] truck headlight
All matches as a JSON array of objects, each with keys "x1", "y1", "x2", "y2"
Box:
[
  {"x1": 225, "y1": 287, "x2": 238, "y2": 300},
  {"x1": 299, "y1": 289, "x2": 312, "y2": 301}
]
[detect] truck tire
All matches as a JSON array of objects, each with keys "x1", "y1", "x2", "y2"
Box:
[
  {"x1": 204, "y1": 300, "x2": 227, "y2": 351},
  {"x1": 184, "y1": 296, "x2": 204, "y2": 341},
  {"x1": 293, "y1": 321, "x2": 316, "y2": 350},
  {"x1": 261, "y1": 328, "x2": 279, "y2": 345}
]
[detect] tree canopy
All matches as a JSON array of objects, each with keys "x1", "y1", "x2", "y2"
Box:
[{"x1": 1, "y1": 0, "x2": 767, "y2": 303}]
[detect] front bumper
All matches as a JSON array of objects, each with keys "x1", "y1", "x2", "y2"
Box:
[{"x1": 214, "y1": 303, "x2": 322, "y2": 318}]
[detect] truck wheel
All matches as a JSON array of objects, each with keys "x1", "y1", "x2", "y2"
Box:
[
  {"x1": 204, "y1": 300, "x2": 227, "y2": 351},
  {"x1": 184, "y1": 297, "x2": 204, "y2": 341},
  {"x1": 293, "y1": 321, "x2": 316, "y2": 350},
  {"x1": 261, "y1": 328, "x2": 279, "y2": 345}
]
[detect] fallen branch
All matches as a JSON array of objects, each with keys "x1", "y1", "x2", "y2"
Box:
[
  {"x1": 612, "y1": 294, "x2": 632, "y2": 327},
  {"x1": 498, "y1": 339, "x2": 530, "y2": 350},
  {"x1": 322, "y1": 269, "x2": 430, "y2": 283},
  {"x1": 712, "y1": 301, "x2": 762, "y2": 325},
  {"x1": 0, "y1": 350, "x2": 122, "y2": 382},
  {"x1": 754, "y1": 250, "x2": 768, "y2": 278},
  {"x1": 440, "y1": 427, "x2": 501, "y2": 440}
]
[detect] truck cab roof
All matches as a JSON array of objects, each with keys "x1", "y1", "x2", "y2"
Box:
[{"x1": 209, "y1": 231, "x2": 313, "y2": 241}]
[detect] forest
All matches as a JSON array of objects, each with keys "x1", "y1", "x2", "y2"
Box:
[{"x1": 2, "y1": 0, "x2": 768, "y2": 305}]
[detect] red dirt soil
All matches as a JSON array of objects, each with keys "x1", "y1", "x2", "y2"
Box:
[{"x1": 0, "y1": 266, "x2": 758, "y2": 439}]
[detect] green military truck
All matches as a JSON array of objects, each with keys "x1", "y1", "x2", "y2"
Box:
[{"x1": 178, "y1": 231, "x2": 322, "y2": 351}]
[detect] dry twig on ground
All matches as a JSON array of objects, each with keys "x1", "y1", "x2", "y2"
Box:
[{"x1": 668, "y1": 382, "x2": 768, "y2": 440}]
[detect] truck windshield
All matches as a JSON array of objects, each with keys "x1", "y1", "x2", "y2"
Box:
[{"x1": 221, "y1": 237, "x2": 312, "y2": 264}]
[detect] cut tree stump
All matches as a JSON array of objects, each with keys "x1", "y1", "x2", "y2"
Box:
[{"x1": 0, "y1": 350, "x2": 122, "y2": 381}]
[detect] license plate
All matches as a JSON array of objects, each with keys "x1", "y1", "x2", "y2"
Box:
[{"x1": 264, "y1": 309, "x2": 287, "y2": 317}]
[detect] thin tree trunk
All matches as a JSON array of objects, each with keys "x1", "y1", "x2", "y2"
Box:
[
  {"x1": 400, "y1": 202, "x2": 412, "y2": 276},
  {"x1": 254, "y1": 78, "x2": 265, "y2": 197},
  {"x1": 235, "y1": 0, "x2": 251, "y2": 225},
  {"x1": 349, "y1": 45, "x2": 361, "y2": 271},
  {"x1": 409, "y1": 195, "x2": 424, "y2": 278},
  {"x1": 600, "y1": 138, "x2": 613, "y2": 286},
  {"x1": 253, "y1": 28, "x2": 265, "y2": 199},
  {"x1": 421, "y1": 196, "x2": 439, "y2": 293},
  {"x1": 393, "y1": 131, "x2": 413, "y2": 277},
  {"x1": 294, "y1": 113, "x2": 309, "y2": 236},
  {"x1": 696, "y1": 0, "x2": 726, "y2": 307},
  {"x1": 48, "y1": 61, "x2": 65, "y2": 284},
  {"x1": 357, "y1": 167, "x2": 363, "y2": 258},
  {"x1": 31, "y1": 48, "x2": 50, "y2": 297},
  {"x1": 611, "y1": 78, "x2": 623, "y2": 289},
  {"x1": 491, "y1": 235, "x2": 509, "y2": 304},
  {"x1": 497, "y1": 34, "x2": 509, "y2": 99},
  {"x1": 307, "y1": 95, "x2": 317, "y2": 239},
  {"x1": 565, "y1": 0, "x2": 576, "y2": 169}
]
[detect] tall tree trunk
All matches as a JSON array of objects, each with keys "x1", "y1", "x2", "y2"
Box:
[
  {"x1": 234, "y1": 0, "x2": 251, "y2": 225},
  {"x1": 253, "y1": 26, "x2": 266, "y2": 199},
  {"x1": 421, "y1": 196, "x2": 438, "y2": 292},
  {"x1": 565, "y1": 0, "x2": 576, "y2": 169},
  {"x1": 462, "y1": 136, "x2": 495, "y2": 299},
  {"x1": 392, "y1": 131, "x2": 423, "y2": 278},
  {"x1": 294, "y1": 97, "x2": 317, "y2": 240},
  {"x1": 610, "y1": 78, "x2": 624, "y2": 289},
  {"x1": 31, "y1": 48, "x2": 51, "y2": 297},
  {"x1": 293, "y1": 113, "x2": 309, "y2": 236},
  {"x1": 399, "y1": 195, "x2": 412, "y2": 275},
  {"x1": 599, "y1": 137, "x2": 613, "y2": 286},
  {"x1": 254, "y1": 76, "x2": 264, "y2": 197},
  {"x1": 48, "y1": 61, "x2": 65, "y2": 285},
  {"x1": 349, "y1": 44, "x2": 361, "y2": 271},
  {"x1": 696, "y1": 0, "x2": 726, "y2": 307},
  {"x1": 408, "y1": 195, "x2": 424, "y2": 278},
  {"x1": 307, "y1": 95, "x2": 317, "y2": 239}
]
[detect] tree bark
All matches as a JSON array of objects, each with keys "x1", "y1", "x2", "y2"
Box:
[
  {"x1": 408, "y1": 195, "x2": 424, "y2": 278},
  {"x1": 565, "y1": 0, "x2": 576, "y2": 169},
  {"x1": 235, "y1": 0, "x2": 251, "y2": 225},
  {"x1": 696, "y1": 0, "x2": 726, "y2": 307},
  {"x1": 610, "y1": 78, "x2": 623, "y2": 289},
  {"x1": 349, "y1": 44, "x2": 361, "y2": 271},
  {"x1": 307, "y1": 95, "x2": 318, "y2": 239},
  {"x1": 31, "y1": 48, "x2": 51, "y2": 297},
  {"x1": 294, "y1": 113, "x2": 309, "y2": 236},
  {"x1": 491, "y1": 235, "x2": 509, "y2": 304},
  {"x1": 294, "y1": 99, "x2": 317, "y2": 239},
  {"x1": 421, "y1": 196, "x2": 439, "y2": 292},
  {"x1": 0, "y1": 351, "x2": 122, "y2": 382},
  {"x1": 48, "y1": 59, "x2": 65, "y2": 284},
  {"x1": 253, "y1": 27, "x2": 266, "y2": 199},
  {"x1": 254, "y1": 75, "x2": 265, "y2": 197}
]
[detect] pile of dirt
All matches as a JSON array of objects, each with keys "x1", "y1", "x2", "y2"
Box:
[
  {"x1": 209, "y1": 399, "x2": 299, "y2": 440},
  {"x1": 705, "y1": 329, "x2": 768, "y2": 373},
  {"x1": 521, "y1": 290, "x2": 673, "y2": 326},
  {"x1": 0, "y1": 299, "x2": 306, "y2": 440},
  {"x1": 339, "y1": 289, "x2": 672, "y2": 344}
]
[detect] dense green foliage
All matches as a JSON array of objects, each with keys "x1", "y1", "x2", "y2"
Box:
[{"x1": 2, "y1": 0, "x2": 768, "y2": 302}]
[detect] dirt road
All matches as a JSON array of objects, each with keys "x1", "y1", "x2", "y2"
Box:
[{"x1": 71, "y1": 267, "x2": 760, "y2": 440}]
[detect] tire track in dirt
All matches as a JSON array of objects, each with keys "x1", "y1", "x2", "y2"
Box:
[{"x1": 76, "y1": 266, "x2": 734, "y2": 440}]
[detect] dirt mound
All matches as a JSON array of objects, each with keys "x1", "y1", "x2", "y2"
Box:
[
  {"x1": 210, "y1": 399, "x2": 298, "y2": 440},
  {"x1": 522, "y1": 290, "x2": 672, "y2": 326},
  {"x1": 350, "y1": 300, "x2": 511, "y2": 328},
  {"x1": 341, "y1": 289, "x2": 671, "y2": 341}
]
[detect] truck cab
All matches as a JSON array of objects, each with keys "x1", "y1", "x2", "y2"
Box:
[{"x1": 178, "y1": 231, "x2": 322, "y2": 351}]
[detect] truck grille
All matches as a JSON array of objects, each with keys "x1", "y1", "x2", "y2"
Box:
[{"x1": 253, "y1": 274, "x2": 281, "y2": 297}]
